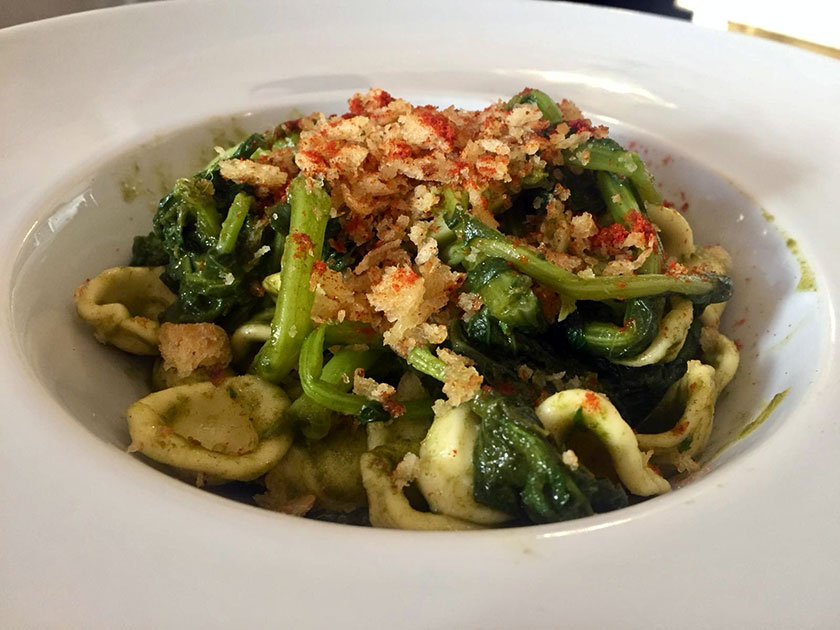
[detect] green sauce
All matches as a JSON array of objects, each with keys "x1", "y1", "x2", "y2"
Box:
[
  {"x1": 738, "y1": 389, "x2": 790, "y2": 440},
  {"x1": 119, "y1": 163, "x2": 142, "y2": 203},
  {"x1": 705, "y1": 390, "x2": 790, "y2": 463},
  {"x1": 785, "y1": 238, "x2": 817, "y2": 291},
  {"x1": 760, "y1": 209, "x2": 816, "y2": 292},
  {"x1": 120, "y1": 180, "x2": 139, "y2": 203}
]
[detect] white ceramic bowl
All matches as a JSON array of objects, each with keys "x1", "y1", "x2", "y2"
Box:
[{"x1": 2, "y1": 1, "x2": 839, "y2": 627}]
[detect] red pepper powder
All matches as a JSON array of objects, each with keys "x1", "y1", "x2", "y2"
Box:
[
  {"x1": 592, "y1": 223, "x2": 629, "y2": 251},
  {"x1": 291, "y1": 232, "x2": 314, "y2": 258},
  {"x1": 415, "y1": 106, "x2": 456, "y2": 147},
  {"x1": 583, "y1": 391, "x2": 600, "y2": 412},
  {"x1": 389, "y1": 266, "x2": 420, "y2": 292}
]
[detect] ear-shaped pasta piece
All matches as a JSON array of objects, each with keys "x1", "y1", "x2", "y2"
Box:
[
  {"x1": 74, "y1": 266, "x2": 175, "y2": 355},
  {"x1": 366, "y1": 415, "x2": 433, "y2": 450},
  {"x1": 613, "y1": 298, "x2": 694, "y2": 367},
  {"x1": 700, "y1": 303, "x2": 725, "y2": 329},
  {"x1": 416, "y1": 405, "x2": 511, "y2": 525},
  {"x1": 700, "y1": 327, "x2": 740, "y2": 396},
  {"x1": 683, "y1": 246, "x2": 732, "y2": 328},
  {"x1": 536, "y1": 390, "x2": 671, "y2": 496},
  {"x1": 150, "y1": 358, "x2": 235, "y2": 391},
  {"x1": 258, "y1": 425, "x2": 368, "y2": 513},
  {"x1": 360, "y1": 452, "x2": 482, "y2": 531},
  {"x1": 231, "y1": 322, "x2": 271, "y2": 363},
  {"x1": 127, "y1": 375, "x2": 292, "y2": 481},
  {"x1": 647, "y1": 203, "x2": 695, "y2": 259},
  {"x1": 636, "y1": 360, "x2": 716, "y2": 471}
]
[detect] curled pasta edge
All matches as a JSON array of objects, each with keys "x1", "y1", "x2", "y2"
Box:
[
  {"x1": 360, "y1": 452, "x2": 483, "y2": 531},
  {"x1": 536, "y1": 390, "x2": 671, "y2": 497}
]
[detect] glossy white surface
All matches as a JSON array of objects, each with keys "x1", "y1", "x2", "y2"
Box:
[{"x1": 2, "y1": 1, "x2": 839, "y2": 628}]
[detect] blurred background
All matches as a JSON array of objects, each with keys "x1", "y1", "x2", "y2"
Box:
[{"x1": 1, "y1": 0, "x2": 838, "y2": 58}]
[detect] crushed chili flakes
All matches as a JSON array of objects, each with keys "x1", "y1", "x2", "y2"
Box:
[
  {"x1": 388, "y1": 266, "x2": 420, "y2": 291},
  {"x1": 415, "y1": 106, "x2": 457, "y2": 147},
  {"x1": 626, "y1": 210, "x2": 658, "y2": 249},
  {"x1": 384, "y1": 399, "x2": 407, "y2": 418},
  {"x1": 582, "y1": 391, "x2": 601, "y2": 412},
  {"x1": 291, "y1": 232, "x2": 314, "y2": 258},
  {"x1": 591, "y1": 222, "x2": 630, "y2": 251},
  {"x1": 566, "y1": 118, "x2": 592, "y2": 134}
]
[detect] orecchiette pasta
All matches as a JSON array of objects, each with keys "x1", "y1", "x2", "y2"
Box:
[
  {"x1": 74, "y1": 266, "x2": 174, "y2": 354},
  {"x1": 647, "y1": 203, "x2": 695, "y2": 259},
  {"x1": 536, "y1": 390, "x2": 671, "y2": 496},
  {"x1": 360, "y1": 451, "x2": 482, "y2": 531},
  {"x1": 127, "y1": 376, "x2": 292, "y2": 481},
  {"x1": 416, "y1": 405, "x2": 511, "y2": 525},
  {"x1": 231, "y1": 322, "x2": 272, "y2": 363},
  {"x1": 636, "y1": 360, "x2": 717, "y2": 472},
  {"x1": 259, "y1": 426, "x2": 368, "y2": 513},
  {"x1": 700, "y1": 327, "x2": 740, "y2": 396},
  {"x1": 613, "y1": 298, "x2": 694, "y2": 367}
]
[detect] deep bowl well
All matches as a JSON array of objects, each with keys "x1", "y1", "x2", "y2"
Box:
[{"x1": 9, "y1": 92, "x2": 823, "y2": 510}]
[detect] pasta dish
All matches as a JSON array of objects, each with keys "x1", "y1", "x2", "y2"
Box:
[{"x1": 74, "y1": 89, "x2": 738, "y2": 528}]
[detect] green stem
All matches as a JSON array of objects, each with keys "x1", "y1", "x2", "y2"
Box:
[
  {"x1": 506, "y1": 88, "x2": 564, "y2": 125},
  {"x1": 565, "y1": 139, "x2": 661, "y2": 205},
  {"x1": 288, "y1": 346, "x2": 382, "y2": 439},
  {"x1": 215, "y1": 192, "x2": 253, "y2": 255},
  {"x1": 298, "y1": 326, "x2": 389, "y2": 424},
  {"x1": 323, "y1": 320, "x2": 383, "y2": 347},
  {"x1": 252, "y1": 175, "x2": 331, "y2": 382},
  {"x1": 406, "y1": 346, "x2": 448, "y2": 383},
  {"x1": 470, "y1": 237, "x2": 728, "y2": 302},
  {"x1": 568, "y1": 298, "x2": 662, "y2": 359},
  {"x1": 597, "y1": 171, "x2": 639, "y2": 226}
]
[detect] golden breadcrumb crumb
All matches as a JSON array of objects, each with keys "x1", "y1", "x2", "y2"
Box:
[
  {"x1": 436, "y1": 348, "x2": 482, "y2": 405},
  {"x1": 158, "y1": 322, "x2": 232, "y2": 377},
  {"x1": 219, "y1": 159, "x2": 288, "y2": 190}
]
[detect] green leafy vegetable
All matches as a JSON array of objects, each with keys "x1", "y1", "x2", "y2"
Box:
[
  {"x1": 407, "y1": 347, "x2": 628, "y2": 523},
  {"x1": 471, "y1": 393, "x2": 626, "y2": 522},
  {"x1": 465, "y1": 258, "x2": 545, "y2": 332}
]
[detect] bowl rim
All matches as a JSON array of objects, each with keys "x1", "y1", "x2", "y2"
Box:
[{"x1": 3, "y1": 0, "x2": 840, "y2": 626}]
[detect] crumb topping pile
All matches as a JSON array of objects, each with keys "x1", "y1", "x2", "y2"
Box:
[{"x1": 214, "y1": 89, "x2": 688, "y2": 407}]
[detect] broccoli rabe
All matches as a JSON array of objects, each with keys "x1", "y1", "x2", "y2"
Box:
[
  {"x1": 129, "y1": 126, "x2": 305, "y2": 326},
  {"x1": 506, "y1": 88, "x2": 564, "y2": 125},
  {"x1": 407, "y1": 346, "x2": 627, "y2": 524},
  {"x1": 133, "y1": 176, "x2": 269, "y2": 325},
  {"x1": 471, "y1": 392, "x2": 627, "y2": 523},
  {"x1": 432, "y1": 189, "x2": 546, "y2": 333}
]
